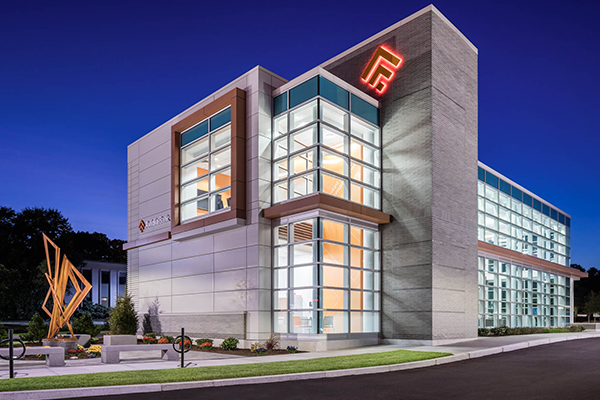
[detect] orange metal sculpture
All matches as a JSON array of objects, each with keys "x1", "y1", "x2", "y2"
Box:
[{"x1": 41, "y1": 234, "x2": 92, "y2": 339}]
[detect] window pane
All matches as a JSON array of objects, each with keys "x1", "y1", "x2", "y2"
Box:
[
  {"x1": 274, "y1": 246, "x2": 288, "y2": 267},
  {"x1": 290, "y1": 124, "x2": 317, "y2": 152},
  {"x1": 291, "y1": 242, "x2": 315, "y2": 265},
  {"x1": 351, "y1": 115, "x2": 379, "y2": 146},
  {"x1": 290, "y1": 99, "x2": 317, "y2": 130},
  {"x1": 291, "y1": 148, "x2": 316, "y2": 175},
  {"x1": 320, "y1": 311, "x2": 348, "y2": 333},
  {"x1": 209, "y1": 107, "x2": 231, "y2": 131},
  {"x1": 210, "y1": 146, "x2": 230, "y2": 171},
  {"x1": 210, "y1": 168, "x2": 231, "y2": 191},
  {"x1": 351, "y1": 140, "x2": 380, "y2": 167},
  {"x1": 321, "y1": 151, "x2": 348, "y2": 175},
  {"x1": 274, "y1": 268, "x2": 288, "y2": 289},
  {"x1": 350, "y1": 226, "x2": 376, "y2": 248},
  {"x1": 181, "y1": 157, "x2": 209, "y2": 184},
  {"x1": 321, "y1": 172, "x2": 348, "y2": 199},
  {"x1": 321, "y1": 289, "x2": 348, "y2": 310},
  {"x1": 290, "y1": 289, "x2": 318, "y2": 309},
  {"x1": 351, "y1": 94, "x2": 378, "y2": 125},
  {"x1": 322, "y1": 266, "x2": 347, "y2": 288},
  {"x1": 274, "y1": 181, "x2": 288, "y2": 203},
  {"x1": 181, "y1": 177, "x2": 208, "y2": 203},
  {"x1": 291, "y1": 171, "x2": 317, "y2": 198},
  {"x1": 181, "y1": 136, "x2": 209, "y2": 164},
  {"x1": 350, "y1": 183, "x2": 379, "y2": 208},
  {"x1": 274, "y1": 159, "x2": 288, "y2": 180},
  {"x1": 181, "y1": 196, "x2": 209, "y2": 221},
  {"x1": 322, "y1": 242, "x2": 347, "y2": 265},
  {"x1": 289, "y1": 77, "x2": 318, "y2": 109},
  {"x1": 274, "y1": 225, "x2": 288, "y2": 245},
  {"x1": 320, "y1": 100, "x2": 349, "y2": 131},
  {"x1": 181, "y1": 120, "x2": 208, "y2": 147},
  {"x1": 292, "y1": 219, "x2": 315, "y2": 242},
  {"x1": 274, "y1": 311, "x2": 288, "y2": 333},
  {"x1": 322, "y1": 219, "x2": 347, "y2": 243},
  {"x1": 351, "y1": 312, "x2": 377, "y2": 333},
  {"x1": 350, "y1": 269, "x2": 374, "y2": 290},
  {"x1": 273, "y1": 114, "x2": 288, "y2": 137},
  {"x1": 274, "y1": 136, "x2": 288, "y2": 159},
  {"x1": 290, "y1": 310, "x2": 317, "y2": 333},
  {"x1": 350, "y1": 162, "x2": 379, "y2": 187},
  {"x1": 350, "y1": 248, "x2": 375, "y2": 269},
  {"x1": 211, "y1": 126, "x2": 231, "y2": 150},
  {"x1": 319, "y1": 76, "x2": 349, "y2": 109},
  {"x1": 209, "y1": 188, "x2": 231, "y2": 211},
  {"x1": 321, "y1": 125, "x2": 348, "y2": 153},
  {"x1": 290, "y1": 265, "x2": 318, "y2": 287},
  {"x1": 273, "y1": 93, "x2": 287, "y2": 115}
]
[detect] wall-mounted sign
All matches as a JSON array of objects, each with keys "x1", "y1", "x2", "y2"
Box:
[
  {"x1": 361, "y1": 46, "x2": 403, "y2": 94},
  {"x1": 139, "y1": 214, "x2": 171, "y2": 233}
]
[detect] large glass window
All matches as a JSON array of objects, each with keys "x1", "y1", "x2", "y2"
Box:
[
  {"x1": 478, "y1": 256, "x2": 571, "y2": 329},
  {"x1": 273, "y1": 217, "x2": 380, "y2": 334},
  {"x1": 477, "y1": 166, "x2": 570, "y2": 267},
  {"x1": 272, "y1": 77, "x2": 381, "y2": 210},
  {"x1": 180, "y1": 107, "x2": 232, "y2": 222}
]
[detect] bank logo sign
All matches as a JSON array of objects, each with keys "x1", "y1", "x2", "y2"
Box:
[
  {"x1": 361, "y1": 46, "x2": 402, "y2": 94},
  {"x1": 138, "y1": 214, "x2": 171, "y2": 233}
]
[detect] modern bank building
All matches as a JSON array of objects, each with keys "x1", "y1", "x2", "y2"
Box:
[{"x1": 124, "y1": 5, "x2": 587, "y2": 350}]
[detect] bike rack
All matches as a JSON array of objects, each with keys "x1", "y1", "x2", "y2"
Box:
[{"x1": 0, "y1": 329, "x2": 26, "y2": 378}]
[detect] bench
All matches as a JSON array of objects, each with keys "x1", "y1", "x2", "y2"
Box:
[
  {"x1": 0, "y1": 346, "x2": 65, "y2": 367},
  {"x1": 101, "y1": 344, "x2": 179, "y2": 364}
]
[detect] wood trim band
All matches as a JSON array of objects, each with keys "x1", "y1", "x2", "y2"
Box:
[
  {"x1": 263, "y1": 193, "x2": 391, "y2": 224},
  {"x1": 478, "y1": 241, "x2": 588, "y2": 278},
  {"x1": 123, "y1": 231, "x2": 172, "y2": 251},
  {"x1": 171, "y1": 88, "x2": 246, "y2": 236}
]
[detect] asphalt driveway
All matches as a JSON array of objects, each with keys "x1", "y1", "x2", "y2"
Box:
[{"x1": 71, "y1": 337, "x2": 600, "y2": 400}]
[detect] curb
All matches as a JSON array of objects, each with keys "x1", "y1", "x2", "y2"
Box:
[{"x1": 2, "y1": 334, "x2": 600, "y2": 399}]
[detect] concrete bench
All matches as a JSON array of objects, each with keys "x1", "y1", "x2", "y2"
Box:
[
  {"x1": 101, "y1": 344, "x2": 179, "y2": 364},
  {"x1": 0, "y1": 346, "x2": 65, "y2": 367}
]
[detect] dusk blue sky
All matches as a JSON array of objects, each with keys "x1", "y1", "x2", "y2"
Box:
[{"x1": 0, "y1": 0, "x2": 598, "y2": 269}]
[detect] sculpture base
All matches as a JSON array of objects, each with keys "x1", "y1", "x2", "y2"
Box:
[{"x1": 43, "y1": 338, "x2": 78, "y2": 355}]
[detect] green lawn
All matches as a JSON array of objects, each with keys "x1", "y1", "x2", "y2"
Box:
[{"x1": 0, "y1": 349, "x2": 450, "y2": 392}]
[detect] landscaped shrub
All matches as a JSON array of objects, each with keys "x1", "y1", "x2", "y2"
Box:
[
  {"x1": 195, "y1": 338, "x2": 213, "y2": 348},
  {"x1": 107, "y1": 294, "x2": 138, "y2": 335},
  {"x1": 569, "y1": 325, "x2": 585, "y2": 332},
  {"x1": 477, "y1": 328, "x2": 490, "y2": 337},
  {"x1": 220, "y1": 337, "x2": 239, "y2": 351},
  {"x1": 286, "y1": 346, "x2": 298, "y2": 353},
  {"x1": 74, "y1": 299, "x2": 110, "y2": 320},
  {"x1": 143, "y1": 336, "x2": 157, "y2": 344},
  {"x1": 264, "y1": 336, "x2": 279, "y2": 351},
  {"x1": 72, "y1": 312, "x2": 102, "y2": 337},
  {"x1": 174, "y1": 337, "x2": 192, "y2": 351},
  {"x1": 161, "y1": 335, "x2": 174, "y2": 343},
  {"x1": 142, "y1": 314, "x2": 153, "y2": 335},
  {"x1": 490, "y1": 326, "x2": 510, "y2": 336},
  {"x1": 0, "y1": 323, "x2": 6, "y2": 340},
  {"x1": 88, "y1": 345, "x2": 101, "y2": 356},
  {"x1": 20, "y1": 313, "x2": 48, "y2": 342},
  {"x1": 158, "y1": 338, "x2": 169, "y2": 344}
]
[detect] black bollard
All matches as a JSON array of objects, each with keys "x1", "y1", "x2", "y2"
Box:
[
  {"x1": 180, "y1": 327, "x2": 184, "y2": 369},
  {"x1": 9, "y1": 329, "x2": 14, "y2": 379}
]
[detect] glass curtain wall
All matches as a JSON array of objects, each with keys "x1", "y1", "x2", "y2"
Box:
[
  {"x1": 478, "y1": 256, "x2": 571, "y2": 328},
  {"x1": 272, "y1": 76, "x2": 382, "y2": 209},
  {"x1": 180, "y1": 107, "x2": 232, "y2": 222},
  {"x1": 477, "y1": 167, "x2": 571, "y2": 267},
  {"x1": 273, "y1": 217, "x2": 380, "y2": 334}
]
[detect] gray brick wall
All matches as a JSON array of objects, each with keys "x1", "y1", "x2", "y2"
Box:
[{"x1": 324, "y1": 9, "x2": 478, "y2": 341}]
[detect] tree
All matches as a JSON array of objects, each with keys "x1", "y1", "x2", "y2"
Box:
[
  {"x1": 0, "y1": 206, "x2": 127, "y2": 320},
  {"x1": 20, "y1": 313, "x2": 48, "y2": 342},
  {"x1": 108, "y1": 294, "x2": 138, "y2": 335},
  {"x1": 72, "y1": 312, "x2": 103, "y2": 337},
  {"x1": 584, "y1": 292, "x2": 600, "y2": 322}
]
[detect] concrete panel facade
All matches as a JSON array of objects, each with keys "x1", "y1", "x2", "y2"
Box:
[{"x1": 127, "y1": 67, "x2": 287, "y2": 340}]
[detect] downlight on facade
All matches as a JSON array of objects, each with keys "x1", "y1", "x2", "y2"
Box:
[{"x1": 125, "y1": 5, "x2": 587, "y2": 350}]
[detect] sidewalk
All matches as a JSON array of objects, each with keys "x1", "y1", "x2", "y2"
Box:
[{"x1": 2, "y1": 331, "x2": 600, "y2": 399}]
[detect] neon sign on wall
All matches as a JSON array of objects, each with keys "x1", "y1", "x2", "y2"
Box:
[{"x1": 361, "y1": 46, "x2": 403, "y2": 94}]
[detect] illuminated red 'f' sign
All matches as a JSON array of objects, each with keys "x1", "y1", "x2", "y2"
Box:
[{"x1": 361, "y1": 46, "x2": 403, "y2": 94}]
